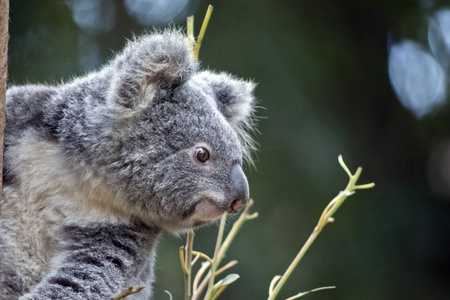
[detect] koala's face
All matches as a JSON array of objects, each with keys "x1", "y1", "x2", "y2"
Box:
[
  {"x1": 149, "y1": 87, "x2": 249, "y2": 228},
  {"x1": 81, "y1": 32, "x2": 257, "y2": 231},
  {"x1": 106, "y1": 75, "x2": 255, "y2": 231},
  {"x1": 140, "y1": 80, "x2": 250, "y2": 230}
]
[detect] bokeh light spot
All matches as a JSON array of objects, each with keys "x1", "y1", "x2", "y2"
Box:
[{"x1": 388, "y1": 40, "x2": 446, "y2": 118}]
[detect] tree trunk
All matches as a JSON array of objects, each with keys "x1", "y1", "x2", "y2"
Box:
[
  {"x1": 0, "y1": 0, "x2": 9, "y2": 296},
  {"x1": 0, "y1": 0, "x2": 8, "y2": 209}
]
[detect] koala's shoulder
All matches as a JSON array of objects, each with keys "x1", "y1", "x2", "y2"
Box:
[
  {"x1": 7, "y1": 84, "x2": 56, "y2": 106},
  {"x1": 5, "y1": 84, "x2": 61, "y2": 140}
]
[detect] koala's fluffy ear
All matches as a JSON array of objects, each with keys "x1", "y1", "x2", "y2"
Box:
[
  {"x1": 108, "y1": 30, "x2": 197, "y2": 117},
  {"x1": 196, "y1": 71, "x2": 256, "y2": 127}
]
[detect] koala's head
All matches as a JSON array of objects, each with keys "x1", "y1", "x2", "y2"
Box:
[{"x1": 88, "y1": 31, "x2": 257, "y2": 231}]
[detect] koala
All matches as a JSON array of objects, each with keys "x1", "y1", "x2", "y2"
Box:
[{"x1": 0, "y1": 30, "x2": 256, "y2": 300}]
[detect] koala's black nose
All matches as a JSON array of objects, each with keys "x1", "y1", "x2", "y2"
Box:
[{"x1": 227, "y1": 164, "x2": 249, "y2": 213}]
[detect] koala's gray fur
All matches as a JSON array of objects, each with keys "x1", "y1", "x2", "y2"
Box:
[{"x1": 0, "y1": 30, "x2": 256, "y2": 299}]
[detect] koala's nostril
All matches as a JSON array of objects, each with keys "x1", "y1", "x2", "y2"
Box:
[{"x1": 229, "y1": 199, "x2": 245, "y2": 212}]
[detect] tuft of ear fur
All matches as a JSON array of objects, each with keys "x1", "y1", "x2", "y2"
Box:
[
  {"x1": 108, "y1": 30, "x2": 197, "y2": 118},
  {"x1": 196, "y1": 71, "x2": 258, "y2": 166}
]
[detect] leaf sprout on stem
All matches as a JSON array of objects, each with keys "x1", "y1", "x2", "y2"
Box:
[{"x1": 267, "y1": 155, "x2": 375, "y2": 300}]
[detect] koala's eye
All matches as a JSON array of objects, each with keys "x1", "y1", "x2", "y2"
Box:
[{"x1": 195, "y1": 147, "x2": 210, "y2": 163}]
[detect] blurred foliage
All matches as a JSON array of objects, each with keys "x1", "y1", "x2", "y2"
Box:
[{"x1": 8, "y1": 1, "x2": 450, "y2": 299}]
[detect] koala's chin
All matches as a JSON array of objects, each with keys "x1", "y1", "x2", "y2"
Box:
[
  {"x1": 194, "y1": 199, "x2": 228, "y2": 221},
  {"x1": 184, "y1": 199, "x2": 229, "y2": 229}
]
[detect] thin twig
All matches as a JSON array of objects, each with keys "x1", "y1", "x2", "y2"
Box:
[
  {"x1": 192, "y1": 270, "x2": 211, "y2": 300},
  {"x1": 187, "y1": 15, "x2": 195, "y2": 49},
  {"x1": 215, "y1": 260, "x2": 238, "y2": 276},
  {"x1": 111, "y1": 286, "x2": 145, "y2": 300},
  {"x1": 285, "y1": 286, "x2": 336, "y2": 300},
  {"x1": 184, "y1": 232, "x2": 195, "y2": 300},
  {"x1": 194, "y1": 5, "x2": 213, "y2": 59},
  {"x1": 192, "y1": 251, "x2": 214, "y2": 267},
  {"x1": 193, "y1": 262, "x2": 211, "y2": 296},
  {"x1": 203, "y1": 213, "x2": 227, "y2": 298}
]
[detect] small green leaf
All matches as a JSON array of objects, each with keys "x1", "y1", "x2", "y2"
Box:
[
  {"x1": 214, "y1": 273, "x2": 240, "y2": 288},
  {"x1": 220, "y1": 273, "x2": 240, "y2": 286}
]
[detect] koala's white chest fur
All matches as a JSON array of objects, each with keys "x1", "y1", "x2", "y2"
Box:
[{"x1": 2, "y1": 130, "x2": 132, "y2": 284}]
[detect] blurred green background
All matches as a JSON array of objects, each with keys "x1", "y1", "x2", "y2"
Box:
[{"x1": 8, "y1": 1, "x2": 450, "y2": 299}]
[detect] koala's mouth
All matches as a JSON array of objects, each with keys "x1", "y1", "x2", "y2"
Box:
[
  {"x1": 185, "y1": 193, "x2": 242, "y2": 224},
  {"x1": 194, "y1": 198, "x2": 226, "y2": 221},
  {"x1": 181, "y1": 193, "x2": 232, "y2": 223}
]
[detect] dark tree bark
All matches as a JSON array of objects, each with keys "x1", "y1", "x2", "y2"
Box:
[
  {"x1": 0, "y1": 1, "x2": 8, "y2": 296},
  {"x1": 0, "y1": 0, "x2": 8, "y2": 208}
]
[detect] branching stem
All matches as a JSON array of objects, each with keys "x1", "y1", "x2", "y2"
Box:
[
  {"x1": 267, "y1": 155, "x2": 374, "y2": 300},
  {"x1": 187, "y1": 5, "x2": 213, "y2": 61}
]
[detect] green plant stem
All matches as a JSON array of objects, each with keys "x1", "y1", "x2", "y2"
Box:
[
  {"x1": 184, "y1": 232, "x2": 195, "y2": 300},
  {"x1": 215, "y1": 260, "x2": 238, "y2": 276},
  {"x1": 205, "y1": 200, "x2": 257, "y2": 299},
  {"x1": 214, "y1": 214, "x2": 228, "y2": 261},
  {"x1": 209, "y1": 285, "x2": 227, "y2": 300},
  {"x1": 187, "y1": 16, "x2": 195, "y2": 49},
  {"x1": 187, "y1": 198, "x2": 257, "y2": 300},
  {"x1": 194, "y1": 5, "x2": 213, "y2": 59},
  {"x1": 193, "y1": 262, "x2": 211, "y2": 297},
  {"x1": 192, "y1": 270, "x2": 211, "y2": 300},
  {"x1": 204, "y1": 214, "x2": 227, "y2": 299},
  {"x1": 268, "y1": 226, "x2": 322, "y2": 300},
  {"x1": 285, "y1": 286, "x2": 336, "y2": 300},
  {"x1": 267, "y1": 155, "x2": 374, "y2": 300},
  {"x1": 201, "y1": 200, "x2": 257, "y2": 300},
  {"x1": 218, "y1": 199, "x2": 258, "y2": 259},
  {"x1": 192, "y1": 251, "x2": 213, "y2": 267},
  {"x1": 192, "y1": 261, "x2": 238, "y2": 300},
  {"x1": 112, "y1": 286, "x2": 145, "y2": 300}
]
